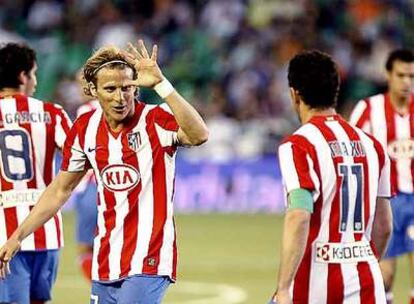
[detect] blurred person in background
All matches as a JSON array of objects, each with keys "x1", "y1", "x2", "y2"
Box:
[
  {"x1": 0, "y1": 39, "x2": 208, "y2": 304},
  {"x1": 0, "y1": 42, "x2": 72, "y2": 304},
  {"x1": 350, "y1": 48, "x2": 414, "y2": 304},
  {"x1": 270, "y1": 50, "x2": 392, "y2": 303}
]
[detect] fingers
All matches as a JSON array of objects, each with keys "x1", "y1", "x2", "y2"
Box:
[
  {"x1": 138, "y1": 39, "x2": 150, "y2": 58},
  {"x1": 0, "y1": 260, "x2": 10, "y2": 279},
  {"x1": 126, "y1": 43, "x2": 142, "y2": 60},
  {"x1": 151, "y1": 45, "x2": 158, "y2": 62}
]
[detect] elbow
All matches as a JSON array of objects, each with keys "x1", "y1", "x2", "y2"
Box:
[{"x1": 190, "y1": 128, "x2": 209, "y2": 146}]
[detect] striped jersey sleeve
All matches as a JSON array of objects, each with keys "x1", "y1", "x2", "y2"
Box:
[
  {"x1": 53, "y1": 104, "x2": 72, "y2": 148},
  {"x1": 349, "y1": 99, "x2": 371, "y2": 133},
  {"x1": 278, "y1": 135, "x2": 320, "y2": 203},
  {"x1": 152, "y1": 103, "x2": 179, "y2": 148},
  {"x1": 61, "y1": 115, "x2": 90, "y2": 172}
]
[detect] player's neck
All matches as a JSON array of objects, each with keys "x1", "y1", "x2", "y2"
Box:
[
  {"x1": 0, "y1": 88, "x2": 23, "y2": 98},
  {"x1": 301, "y1": 107, "x2": 336, "y2": 124},
  {"x1": 389, "y1": 91, "x2": 411, "y2": 114}
]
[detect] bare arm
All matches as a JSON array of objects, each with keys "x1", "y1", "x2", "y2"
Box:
[
  {"x1": 272, "y1": 209, "x2": 311, "y2": 303},
  {"x1": 0, "y1": 170, "x2": 86, "y2": 275},
  {"x1": 164, "y1": 91, "x2": 209, "y2": 146},
  {"x1": 372, "y1": 197, "x2": 393, "y2": 259}
]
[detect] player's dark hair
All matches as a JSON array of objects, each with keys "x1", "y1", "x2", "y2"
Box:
[
  {"x1": 385, "y1": 49, "x2": 414, "y2": 71},
  {"x1": 288, "y1": 50, "x2": 340, "y2": 109},
  {"x1": 0, "y1": 43, "x2": 36, "y2": 90}
]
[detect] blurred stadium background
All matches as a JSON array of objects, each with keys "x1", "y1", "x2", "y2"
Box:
[{"x1": 1, "y1": 0, "x2": 414, "y2": 303}]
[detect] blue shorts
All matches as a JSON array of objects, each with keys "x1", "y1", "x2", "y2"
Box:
[
  {"x1": 384, "y1": 193, "x2": 414, "y2": 258},
  {"x1": 90, "y1": 275, "x2": 171, "y2": 304},
  {"x1": 74, "y1": 180, "x2": 98, "y2": 246},
  {"x1": 0, "y1": 250, "x2": 59, "y2": 303}
]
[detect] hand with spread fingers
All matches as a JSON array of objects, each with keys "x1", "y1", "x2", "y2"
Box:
[
  {"x1": 122, "y1": 39, "x2": 164, "y2": 88},
  {"x1": 0, "y1": 238, "x2": 20, "y2": 279}
]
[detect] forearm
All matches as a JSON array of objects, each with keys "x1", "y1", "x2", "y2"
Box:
[
  {"x1": 277, "y1": 210, "x2": 310, "y2": 291},
  {"x1": 10, "y1": 181, "x2": 70, "y2": 242},
  {"x1": 372, "y1": 197, "x2": 392, "y2": 259},
  {"x1": 162, "y1": 88, "x2": 208, "y2": 145}
]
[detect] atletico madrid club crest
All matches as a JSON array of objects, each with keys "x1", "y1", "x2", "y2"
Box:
[{"x1": 127, "y1": 131, "x2": 141, "y2": 151}]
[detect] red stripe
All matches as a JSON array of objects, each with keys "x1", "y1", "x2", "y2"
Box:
[
  {"x1": 384, "y1": 94, "x2": 398, "y2": 193},
  {"x1": 15, "y1": 95, "x2": 47, "y2": 249},
  {"x1": 310, "y1": 118, "x2": 344, "y2": 303},
  {"x1": 4, "y1": 208, "x2": 18, "y2": 239},
  {"x1": 354, "y1": 99, "x2": 371, "y2": 130},
  {"x1": 357, "y1": 262, "x2": 376, "y2": 303},
  {"x1": 171, "y1": 218, "x2": 177, "y2": 280},
  {"x1": 142, "y1": 109, "x2": 169, "y2": 275},
  {"x1": 153, "y1": 106, "x2": 179, "y2": 131},
  {"x1": 287, "y1": 135, "x2": 322, "y2": 303},
  {"x1": 291, "y1": 141, "x2": 316, "y2": 191},
  {"x1": 410, "y1": 97, "x2": 414, "y2": 191},
  {"x1": 53, "y1": 214, "x2": 62, "y2": 247},
  {"x1": 119, "y1": 110, "x2": 143, "y2": 277},
  {"x1": 96, "y1": 117, "x2": 117, "y2": 280},
  {"x1": 0, "y1": 99, "x2": 13, "y2": 191},
  {"x1": 42, "y1": 103, "x2": 56, "y2": 185}
]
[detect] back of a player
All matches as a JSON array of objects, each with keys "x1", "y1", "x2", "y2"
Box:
[
  {"x1": 282, "y1": 115, "x2": 389, "y2": 303},
  {"x1": 0, "y1": 94, "x2": 71, "y2": 303}
]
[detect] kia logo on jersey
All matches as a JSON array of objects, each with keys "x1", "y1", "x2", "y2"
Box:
[
  {"x1": 388, "y1": 139, "x2": 414, "y2": 159},
  {"x1": 101, "y1": 164, "x2": 140, "y2": 192}
]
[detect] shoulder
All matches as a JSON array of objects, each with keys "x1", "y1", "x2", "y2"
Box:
[{"x1": 363, "y1": 93, "x2": 385, "y2": 107}]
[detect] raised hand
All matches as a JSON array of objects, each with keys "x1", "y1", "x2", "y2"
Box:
[
  {"x1": 0, "y1": 238, "x2": 20, "y2": 279},
  {"x1": 122, "y1": 39, "x2": 164, "y2": 88}
]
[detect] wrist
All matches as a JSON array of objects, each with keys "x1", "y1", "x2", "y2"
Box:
[{"x1": 154, "y1": 78, "x2": 175, "y2": 99}]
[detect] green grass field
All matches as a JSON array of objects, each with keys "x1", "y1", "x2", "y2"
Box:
[{"x1": 52, "y1": 212, "x2": 411, "y2": 303}]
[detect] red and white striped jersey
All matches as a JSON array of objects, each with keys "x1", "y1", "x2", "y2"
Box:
[
  {"x1": 350, "y1": 93, "x2": 414, "y2": 193},
  {"x1": 76, "y1": 99, "x2": 100, "y2": 117},
  {"x1": 61, "y1": 101, "x2": 179, "y2": 282},
  {"x1": 75, "y1": 99, "x2": 100, "y2": 187},
  {"x1": 279, "y1": 115, "x2": 390, "y2": 303},
  {"x1": 0, "y1": 94, "x2": 72, "y2": 250}
]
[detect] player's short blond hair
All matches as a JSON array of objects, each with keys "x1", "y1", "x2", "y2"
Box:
[{"x1": 81, "y1": 45, "x2": 136, "y2": 96}]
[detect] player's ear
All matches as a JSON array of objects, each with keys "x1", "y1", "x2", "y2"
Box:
[
  {"x1": 89, "y1": 82, "x2": 98, "y2": 97},
  {"x1": 18, "y1": 71, "x2": 27, "y2": 86},
  {"x1": 289, "y1": 87, "x2": 300, "y2": 106}
]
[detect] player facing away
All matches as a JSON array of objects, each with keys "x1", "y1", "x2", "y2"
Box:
[
  {"x1": 350, "y1": 49, "x2": 414, "y2": 304},
  {"x1": 0, "y1": 39, "x2": 209, "y2": 304},
  {"x1": 0, "y1": 43, "x2": 72, "y2": 303},
  {"x1": 269, "y1": 50, "x2": 393, "y2": 304}
]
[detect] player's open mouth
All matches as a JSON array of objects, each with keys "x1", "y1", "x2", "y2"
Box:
[{"x1": 112, "y1": 106, "x2": 126, "y2": 113}]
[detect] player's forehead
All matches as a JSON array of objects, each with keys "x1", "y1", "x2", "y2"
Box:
[
  {"x1": 96, "y1": 66, "x2": 134, "y2": 86},
  {"x1": 390, "y1": 60, "x2": 414, "y2": 74}
]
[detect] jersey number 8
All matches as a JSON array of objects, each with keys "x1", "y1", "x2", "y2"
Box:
[{"x1": 0, "y1": 129, "x2": 33, "y2": 181}]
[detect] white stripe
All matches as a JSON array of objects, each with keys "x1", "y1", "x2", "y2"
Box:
[
  {"x1": 28, "y1": 98, "x2": 46, "y2": 188},
  {"x1": 341, "y1": 262, "x2": 361, "y2": 304},
  {"x1": 129, "y1": 106, "x2": 154, "y2": 275},
  {"x1": 17, "y1": 205, "x2": 35, "y2": 250},
  {"x1": 369, "y1": 95, "x2": 388, "y2": 147},
  {"x1": 349, "y1": 100, "x2": 367, "y2": 126},
  {"x1": 369, "y1": 261, "x2": 387, "y2": 302},
  {"x1": 55, "y1": 108, "x2": 71, "y2": 148},
  {"x1": 158, "y1": 152, "x2": 176, "y2": 276},
  {"x1": 107, "y1": 135, "x2": 128, "y2": 280},
  {"x1": 0, "y1": 209, "x2": 5, "y2": 247},
  {"x1": 278, "y1": 142, "x2": 300, "y2": 194},
  {"x1": 395, "y1": 115, "x2": 413, "y2": 193},
  {"x1": 43, "y1": 215, "x2": 58, "y2": 249}
]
